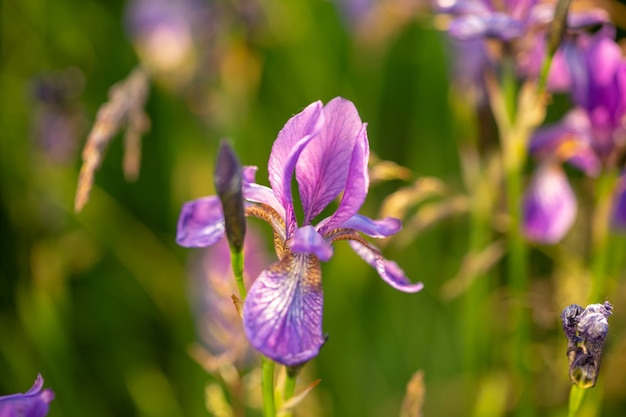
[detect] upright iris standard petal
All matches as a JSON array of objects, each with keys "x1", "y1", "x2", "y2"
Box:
[
  {"x1": 296, "y1": 97, "x2": 364, "y2": 224},
  {"x1": 319, "y1": 125, "x2": 370, "y2": 233},
  {"x1": 0, "y1": 374, "x2": 54, "y2": 417},
  {"x1": 522, "y1": 163, "x2": 577, "y2": 244},
  {"x1": 243, "y1": 253, "x2": 325, "y2": 366},
  {"x1": 268, "y1": 101, "x2": 325, "y2": 231},
  {"x1": 176, "y1": 196, "x2": 225, "y2": 247}
]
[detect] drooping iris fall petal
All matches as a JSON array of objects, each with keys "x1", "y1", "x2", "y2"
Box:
[{"x1": 243, "y1": 252, "x2": 325, "y2": 366}]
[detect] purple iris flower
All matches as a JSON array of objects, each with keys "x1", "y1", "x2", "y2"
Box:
[
  {"x1": 438, "y1": 0, "x2": 609, "y2": 96},
  {"x1": 440, "y1": 0, "x2": 536, "y2": 42},
  {"x1": 522, "y1": 162, "x2": 577, "y2": 244},
  {"x1": 0, "y1": 374, "x2": 54, "y2": 417},
  {"x1": 523, "y1": 28, "x2": 626, "y2": 242},
  {"x1": 177, "y1": 97, "x2": 423, "y2": 365}
]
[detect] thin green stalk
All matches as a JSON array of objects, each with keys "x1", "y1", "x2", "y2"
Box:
[
  {"x1": 505, "y1": 155, "x2": 530, "y2": 392},
  {"x1": 262, "y1": 357, "x2": 277, "y2": 417},
  {"x1": 502, "y1": 56, "x2": 518, "y2": 125},
  {"x1": 568, "y1": 385, "x2": 585, "y2": 417},
  {"x1": 464, "y1": 199, "x2": 491, "y2": 375},
  {"x1": 231, "y1": 249, "x2": 247, "y2": 301},
  {"x1": 536, "y1": 53, "x2": 554, "y2": 98},
  {"x1": 280, "y1": 370, "x2": 298, "y2": 417},
  {"x1": 588, "y1": 171, "x2": 618, "y2": 303},
  {"x1": 230, "y1": 248, "x2": 276, "y2": 417},
  {"x1": 500, "y1": 60, "x2": 530, "y2": 415}
]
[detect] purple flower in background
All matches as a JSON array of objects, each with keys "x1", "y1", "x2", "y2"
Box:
[
  {"x1": 523, "y1": 28, "x2": 626, "y2": 242},
  {"x1": 188, "y1": 228, "x2": 271, "y2": 370},
  {"x1": 437, "y1": 0, "x2": 609, "y2": 95},
  {"x1": 125, "y1": 0, "x2": 210, "y2": 84},
  {"x1": 441, "y1": 0, "x2": 536, "y2": 42},
  {"x1": 522, "y1": 162, "x2": 577, "y2": 244},
  {"x1": 177, "y1": 97, "x2": 423, "y2": 365},
  {"x1": 0, "y1": 374, "x2": 54, "y2": 417}
]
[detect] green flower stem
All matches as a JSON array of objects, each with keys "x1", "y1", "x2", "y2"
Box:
[
  {"x1": 502, "y1": 56, "x2": 518, "y2": 125},
  {"x1": 262, "y1": 357, "x2": 277, "y2": 417},
  {"x1": 280, "y1": 370, "x2": 298, "y2": 417},
  {"x1": 568, "y1": 385, "x2": 585, "y2": 417},
  {"x1": 501, "y1": 60, "x2": 531, "y2": 415},
  {"x1": 230, "y1": 248, "x2": 276, "y2": 417},
  {"x1": 464, "y1": 190, "x2": 492, "y2": 375},
  {"x1": 536, "y1": 53, "x2": 553, "y2": 98},
  {"x1": 231, "y1": 249, "x2": 247, "y2": 301},
  {"x1": 504, "y1": 150, "x2": 530, "y2": 414},
  {"x1": 588, "y1": 170, "x2": 618, "y2": 303}
]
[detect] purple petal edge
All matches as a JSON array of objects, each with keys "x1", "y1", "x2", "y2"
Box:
[
  {"x1": 348, "y1": 240, "x2": 423, "y2": 293},
  {"x1": 176, "y1": 196, "x2": 225, "y2": 247},
  {"x1": 338, "y1": 214, "x2": 402, "y2": 238}
]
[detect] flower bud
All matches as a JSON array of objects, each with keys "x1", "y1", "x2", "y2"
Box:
[
  {"x1": 214, "y1": 140, "x2": 246, "y2": 253},
  {"x1": 560, "y1": 301, "x2": 612, "y2": 388}
]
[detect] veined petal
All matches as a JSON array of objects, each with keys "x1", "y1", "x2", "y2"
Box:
[
  {"x1": 348, "y1": 240, "x2": 424, "y2": 292},
  {"x1": 319, "y1": 124, "x2": 370, "y2": 233},
  {"x1": 290, "y1": 225, "x2": 333, "y2": 261},
  {"x1": 242, "y1": 166, "x2": 287, "y2": 220},
  {"x1": 268, "y1": 101, "x2": 325, "y2": 232},
  {"x1": 523, "y1": 163, "x2": 577, "y2": 244},
  {"x1": 176, "y1": 196, "x2": 225, "y2": 247},
  {"x1": 296, "y1": 97, "x2": 365, "y2": 224},
  {"x1": 335, "y1": 214, "x2": 402, "y2": 238},
  {"x1": 243, "y1": 252, "x2": 324, "y2": 366}
]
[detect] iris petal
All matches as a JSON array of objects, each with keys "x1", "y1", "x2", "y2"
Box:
[
  {"x1": 243, "y1": 253, "x2": 325, "y2": 366},
  {"x1": 296, "y1": 97, "x2": 364, "y2": 224},
  {"x1": 290, "y1": 225, "x2": 333, "y2": 261},
  {"x1": 268, "y1": 101, "x2": 325, "y2": 232},
  {"x1": 338, "y1": 214, "x2": 402, "y2": 238},
  {"x1": 176, "y1": 196, "x2": 225, "y2": 247},
  {"x1": 348, "y1": 240, "x2": 424, "y2": 292},
  {"x1": 523, "y1": 163, "x2": 577, "y2": 244},
  {"x1": 319, "y1": 124, "x2": 369, "y2": 233}
]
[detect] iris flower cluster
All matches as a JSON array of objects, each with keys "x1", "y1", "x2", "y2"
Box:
[
  {"x1": 177, "y1": 97, "x2": 423, "y2": 366},
  {"x1": 523, "y1": 26, "x2": 626, "y2": 243}
]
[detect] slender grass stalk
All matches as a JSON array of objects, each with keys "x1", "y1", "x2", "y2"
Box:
[
  {"x1": 500, "y1": 59, "x2": 531, "y2": 415},
  {"x1": 588, "y1": 170, "x2": 619, "y2": 303},
  {"x1": 464, "y1": 188, "x2": 492, "y2": 375}
]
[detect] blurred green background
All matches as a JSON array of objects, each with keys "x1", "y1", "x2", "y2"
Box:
[{"x1": 2, "y1": 0, "x2": 626, "y2": 416}]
